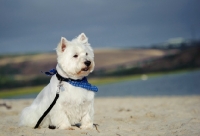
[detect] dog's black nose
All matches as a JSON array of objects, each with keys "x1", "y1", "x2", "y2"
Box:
[{"x1": 84, "y1": 61, "x2": 91, "y2": 66}]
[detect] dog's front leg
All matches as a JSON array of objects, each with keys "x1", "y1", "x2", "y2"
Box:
[
  {"x1": 49, "y1": 105, "x2": 71, "y2": 129},
  {"x1": 80, "y1": 102, "x2": 94, "y2": 129}
]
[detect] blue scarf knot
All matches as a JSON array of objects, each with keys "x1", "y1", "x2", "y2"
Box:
[{"x1": 43, "y1": 69, "x2": 98, "y2": 92}]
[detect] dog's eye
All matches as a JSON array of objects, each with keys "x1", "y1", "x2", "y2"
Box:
[
  {"x1": 73, "y1": 55, "x2": 78, "y2": 58},
  {"x1": 86, "y1": 53, "x2": 88, "y2": 56}
]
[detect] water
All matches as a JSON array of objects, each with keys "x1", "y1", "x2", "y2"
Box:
[
  {"x1": 8, "y1": 70, "x2": 200, "y2": 99},
  {"x1": 97, "y1": 70, "x2": 200, "y2": 97}
]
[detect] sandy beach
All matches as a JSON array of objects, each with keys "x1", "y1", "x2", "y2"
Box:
[{"x1": 0, "y1": 96, "x2": 200, "y2": 136}]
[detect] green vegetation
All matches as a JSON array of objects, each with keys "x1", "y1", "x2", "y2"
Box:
[
  {"x1": 91, "y1": 68, "x2": 199, "y2": 85},
  {"x1": 0, "y1": 86, "x2": 44, "y2": 98}
]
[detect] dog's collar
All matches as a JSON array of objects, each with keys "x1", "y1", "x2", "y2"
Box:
[
  {"x1": 56, "y1": 72, "x2": 79, "y2": 82},
  {"x1": 43, "y1": 69, "x2": 98, "y2": 92}
]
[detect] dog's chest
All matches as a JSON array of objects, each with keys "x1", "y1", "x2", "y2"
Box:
[
  {"x1": 62, "y1": 99, "x2": 91, "y2": 124},
  {"x1": 57, "y1": 83, "x2": 94, "y2": 123}
]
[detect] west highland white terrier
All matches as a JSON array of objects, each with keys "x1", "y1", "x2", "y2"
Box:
[{"x1": 19, "y1": 33, "x2": 98, "y2": 130}]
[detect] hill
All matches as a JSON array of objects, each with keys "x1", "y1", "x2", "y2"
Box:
[
  {"x1": 0, "y1": 49, "x2": 170, "y2": 75},
  {"x1": 0, "y1": 44, "x2": 199, "y2": 89},
  {"x1": 103, "y1": 46, "x2": 200, "y2": 77}
]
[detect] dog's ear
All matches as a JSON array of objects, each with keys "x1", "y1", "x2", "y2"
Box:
[
  {"x1": 61, "y1": 37, "x2": 67, "y2": 52},
  {"x1": 56, "y1": 37, "x2": 68, "y2": 55},
  {"x1": 77, "y1": 33, "x2": 88, "y2": 44}
]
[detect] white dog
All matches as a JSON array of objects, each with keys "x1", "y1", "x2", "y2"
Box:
[{"x1": 19, "y1": 33, "x2": 97, "y2": 130}]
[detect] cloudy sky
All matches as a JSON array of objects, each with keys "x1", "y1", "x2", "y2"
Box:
[{"x1": 0, "y1": 0, "x2": 199, "y2": 54}]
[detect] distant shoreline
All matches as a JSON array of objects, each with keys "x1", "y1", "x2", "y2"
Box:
[{"x1": 1, "y1": 68, "x2": 199, "y2": 99}]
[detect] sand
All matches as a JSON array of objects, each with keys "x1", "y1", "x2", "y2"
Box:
[{"x1": 0, "y1": 96, "x2": 200, "y2": 136}]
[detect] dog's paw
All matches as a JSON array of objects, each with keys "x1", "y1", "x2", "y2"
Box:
[
  {"x1": 58, "y1": 124, "x2": 71, "y2": 130},
  {"x1": 80, "y1": 124, "x2": 93, "y2": 130}
]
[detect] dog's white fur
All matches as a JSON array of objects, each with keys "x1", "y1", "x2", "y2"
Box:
[{"x1": 19, "y1": 33, "x2": 95, "y2": 129}]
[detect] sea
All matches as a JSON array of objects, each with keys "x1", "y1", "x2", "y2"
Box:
[{"x1": 9, "y1": 70, "x2": 200, "y2": 99}]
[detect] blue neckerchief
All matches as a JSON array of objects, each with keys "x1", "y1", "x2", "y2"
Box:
[{"x1": 43, "y1": 69, "x2": 98, "y2": 92}]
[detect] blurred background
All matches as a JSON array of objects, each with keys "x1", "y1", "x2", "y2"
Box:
[{"x1": 0, "y1": 0, "x2": 200, "y2": 98}]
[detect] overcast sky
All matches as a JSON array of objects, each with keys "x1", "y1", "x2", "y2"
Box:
[{"x1": 0, "y1": 0, "x2": 200, "y2": 54}]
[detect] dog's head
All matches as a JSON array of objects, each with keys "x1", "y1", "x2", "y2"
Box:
[{"x1": 56, "y1": 33, "x2": 95, "y2": 79}]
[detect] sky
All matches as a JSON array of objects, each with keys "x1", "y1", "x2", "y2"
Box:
[{"x1": 0, "y1": 0, "x2": 200, "y2": 54}]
